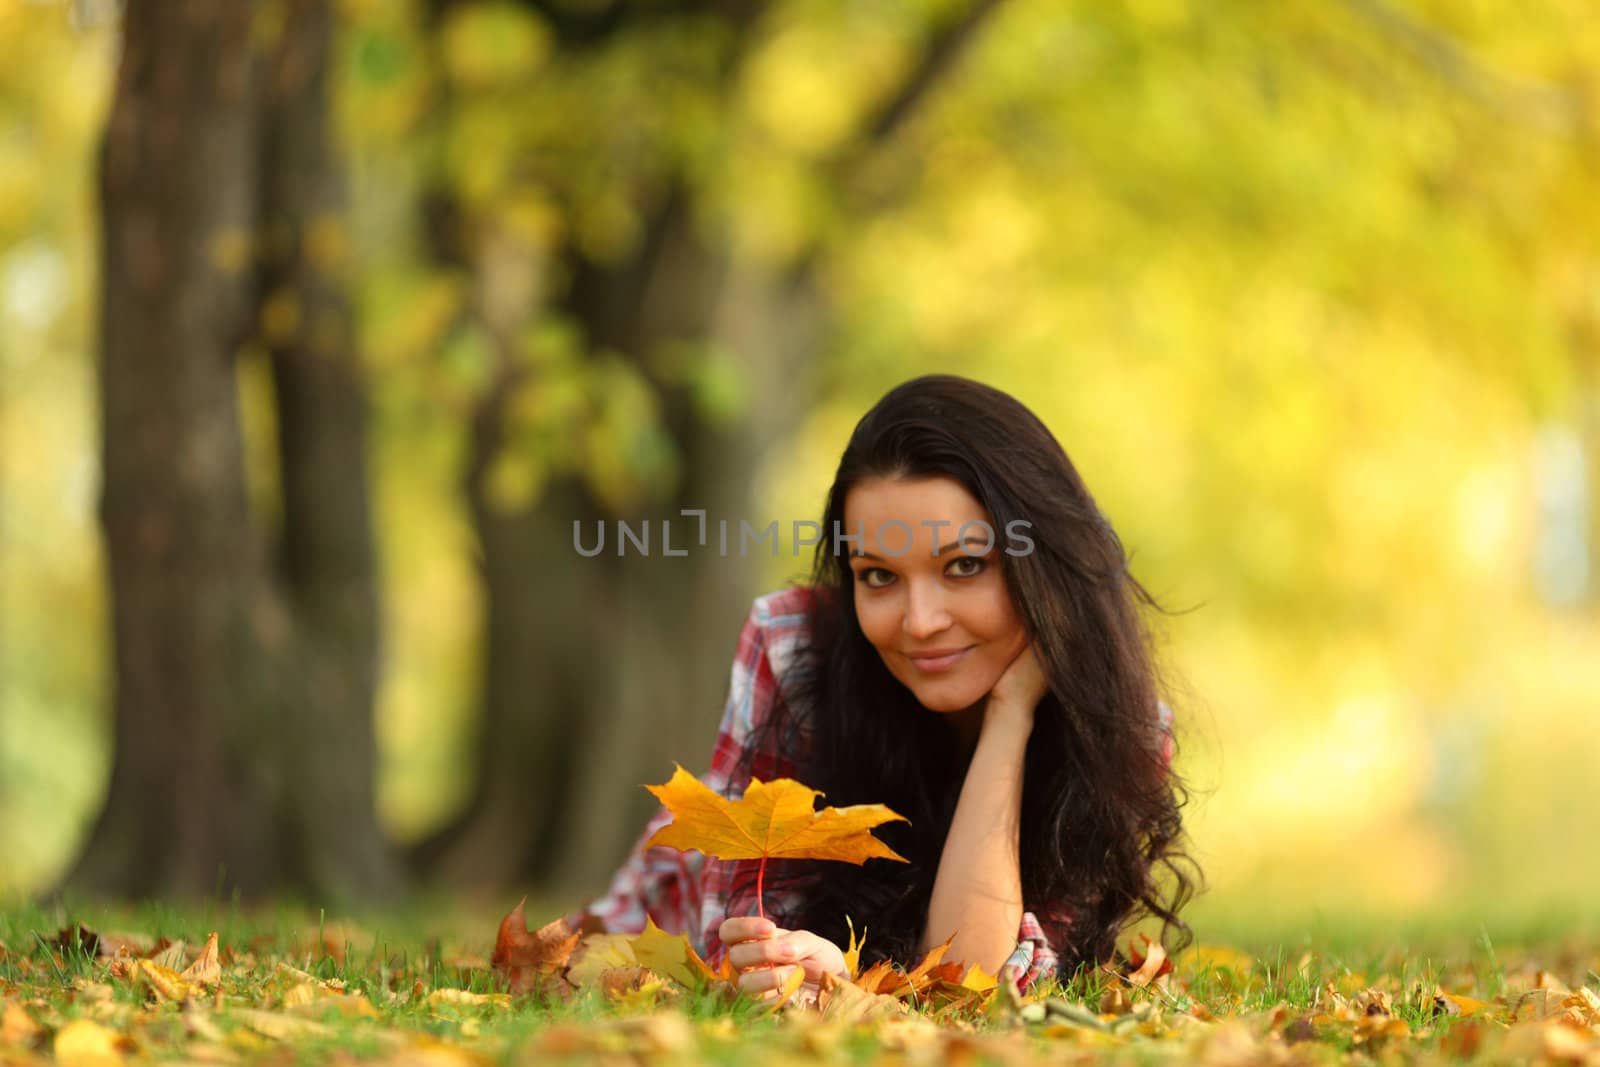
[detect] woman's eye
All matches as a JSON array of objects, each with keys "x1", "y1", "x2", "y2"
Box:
[
  {"x1": 855, "y1": 567, "x2": 894, "y2": 588},
  {"x1": 948, "y1": 555, "x2": 985, "y2": 578}
]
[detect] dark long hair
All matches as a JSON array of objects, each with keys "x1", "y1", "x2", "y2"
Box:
[{"x1": 746, "y1": 374, "x2": 1198, "y2": 977}]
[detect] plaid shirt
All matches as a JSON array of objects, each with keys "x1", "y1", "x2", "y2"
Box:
[{"x1": 573, "y1": 585, "x2": 1177, "y2": 991}]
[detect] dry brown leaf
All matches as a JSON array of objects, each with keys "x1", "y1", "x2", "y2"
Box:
[
  {"x1": 279, "y1": 983, "x2": 318, "y2": 1009},
  {"x1": 903, "y1": 933, "x2": 956, "y2": 990},
  {"x1": 1, "y1": 1000, "x2": 42, "y2": 1046},
  {"x1": 1127, "y1": 934, "x2": 1172, "y2": 989},
  {"x1": 490, "y1": 898, "x2": 580, "y2": 994},
  {"x1": 1502, "y1": 1018, "x2": 1594, "y2": 1061},
  {"x1": 1440, "y1": 1019, "x2": 1486, "y2": 1058},
  {"x1": 1100, "y1": 984, "x2": 1130, "y2": 1016},
  {"x1": 149, "y1": 940, "x2": 189, "y2": 971},
  {"x1": 131, "y1": 960, "x2": 197, "y2": 1003},
  {"x1": 179, "y1": 932, "x2": 221, "y2": 987},
  {"x1": 1514, "y1": 987, "x2": 1583, "y2": 1024},
  {"x1": 854, "y1": 958, "x2": 902, "y2": 996},
  {"x1": 598, "y1": 966, "x2": 664, "y2": 1000},
  {"x1": 607, "y1": 972, "x2": 681, "y2": 1012},
  {"x1": 819, "y1": 971, "x2": 908, "y2": 1023},
  {"x1": 426, "y1": 988, "x2": 512, "y2": 1010},
  {"x1": 229, "y1": 1008, "x2": 333, "y2": 1041},
  {"x1": 52, "y1": 925, "x2": 101, "y2": 961}
]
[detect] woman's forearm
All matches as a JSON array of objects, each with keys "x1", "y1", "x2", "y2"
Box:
[{"x1": 920, "y1": 702, "x2": 1033, "y2": 974}]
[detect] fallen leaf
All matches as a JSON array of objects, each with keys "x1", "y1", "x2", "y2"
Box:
[
  {"x1": 906, "y1": 934, "x2": 955, "y2": 984},
  {"x1": 959, "y1": 963, "x2": 998, "y2": 993},
  {"x1": 629, "y1": 919, "x2": 708, "y2": 990},
  {"x1": 819, "y1": 971, "x2": 907, "y2": 1022},
  {"x1": 426, "y1": 988, "x2": 512, "y2": 1010},
  {"x1": 291, "y1": 992, "x2": 379, "y2": 1019},
  {"x1": 179, "y1": 932, "x2": 222, "y2": 987},
  {"x1": 767, "y1": 963, "x2": 807, "y2": 1013},
  {"x1": 52, "y1": 1019, "x2": 124, "y2": 1067},
  {"x1": 131, "y1": 960, "x2": 197, "y2": 1003},
  {"x1": 1513, "y1": 988, "x2": 1581, "y2": 1023},
  {"x1": 567, "y1": 933, "x2": 637, "y2": 987},
  {"x1": 490, "y1": 899, "x2": 580, "y2": 994},
  {"x1": 53, "y1": 925, "x2": 101, "y2": 961},
  {"x1": 842, "y1": 918, "x2": 866, "y2": 980},
  {"x1": 1502, "y1": 1018, "x2": 1592, "y2": 1061},
  {"x1": 607, "y1": 972, "x2": 681, "y2": 1012},
  {"x1": 643, "y1": 764, "x2": 908, "y2": 917},
  {"x1": 854, "y1": 958, "x2": 902, "y2": 996},
  {"x1": 2, "y1": 999, "x2": 42, "y2": 1045},
  {"x1": 1100, "y1": 984, "x2": 1130, "y2": 1015},
  {"x1": 279, "y1": 983, "x2": 318, "y2": 1009},
  {"x1": 597, "y1": 966, "x2": 665, "y2": 1000},
  {"x1": 391, "y1": 1036, "x2": 496, "y2": 1066},
  {"x1": 229, "y1": 1008, "x2": 333, "y2": 1041},
  {"x1": 607, "y1": 1012, "x2": 695, "y2": 1052},
  {"x1": 1126, "y1": 934, "x2": 1172, "y2": 988},
  {"x1": 149, "y1": 941, "x2": 188, "y2": 971},
  {"x1": 1434, "y1": 990, "x2": 1491, "y2": 1017}
]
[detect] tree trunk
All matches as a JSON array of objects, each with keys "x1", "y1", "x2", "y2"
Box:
[
  {"x1": 413, "y1": 188, "x2": 828, "y2": 895},
  {"x1": 410, "y1": 0, "x2": 999, "y2": 898},
  {"x1": 68, "y1": 0, "x2": 400, "y2": 902},
  {"x1": 74, "y1": 1, "x2": 278, "y2": 898},
  {"x1": 257, "y1": 0, "x2": 407, "y2": 898}
]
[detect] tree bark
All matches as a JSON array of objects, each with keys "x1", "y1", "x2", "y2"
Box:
[
  {"x1": 257, "y1": 0, "x2": 407, "y2": 898},
  {"x1": 75, "y1": 1, "x2": 278, "y2": 898},
  {"x1": 68, "y1": 0, "x2": 400, "y2": 902}
]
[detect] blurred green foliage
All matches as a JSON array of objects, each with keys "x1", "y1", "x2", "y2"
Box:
[{"x1": 1, "y1": 0, "x2": 1597, "y2": 924}]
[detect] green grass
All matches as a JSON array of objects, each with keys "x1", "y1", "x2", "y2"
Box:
[{"x1": 3, "y1": 895, "x2": 1598, "y2": 1064}]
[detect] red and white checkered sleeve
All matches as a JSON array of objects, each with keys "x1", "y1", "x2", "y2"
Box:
[{"x1": 997, "y1": 910, "x2": 1064, "y2": 992}]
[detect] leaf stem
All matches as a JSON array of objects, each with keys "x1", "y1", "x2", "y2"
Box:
[{"x1": 757, "y1": 855, "x2": 767, "y2": 921}]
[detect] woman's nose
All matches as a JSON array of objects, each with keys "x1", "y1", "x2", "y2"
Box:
[{"x1": 901, "y1": 582, "x2": 952, "y2": 639}]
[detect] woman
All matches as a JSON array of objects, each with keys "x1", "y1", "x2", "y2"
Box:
[{"x1": 574, "y1": 374, "x2": 1196, "y2": 1001}]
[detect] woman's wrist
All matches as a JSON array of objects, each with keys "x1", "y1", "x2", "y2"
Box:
[{"x1": 981, "y1": 696, "x2": 1036, "y2": 739}]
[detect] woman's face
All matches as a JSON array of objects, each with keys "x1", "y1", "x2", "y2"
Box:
[{"x1": 843, "y1": 476, "x2": 1028, "y2": 715}]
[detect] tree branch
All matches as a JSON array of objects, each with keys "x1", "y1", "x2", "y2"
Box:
[
  {"x1": 1335, "y1": 0, "x2": 1586, "y2": 137},
  {"x1": 830, "y1": 0, "x2": 1009, "y2": 184}
]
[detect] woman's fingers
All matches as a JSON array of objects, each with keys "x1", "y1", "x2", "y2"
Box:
[
  {"x1": 718, "y1": 919, "x2": 847, "y2": 1005},
  {"x1": 737, "y1": 965, "x2": 804, "y2": 997},
  {"x1": 773, "y1": 930, "x2": 850, "y2": 980},
  {"x1": 718, "y1": 916, "x2": 776, "y2": 947},
  {"x1": 727, "y1": 939, "x2": 776, "y2": 971}
]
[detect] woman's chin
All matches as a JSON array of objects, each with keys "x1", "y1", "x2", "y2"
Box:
[{"x1": 907, "y1": 682, "x2": 987, "y2": 714}]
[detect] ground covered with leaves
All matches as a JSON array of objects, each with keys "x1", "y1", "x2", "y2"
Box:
[{"x1": 2, "y1": 901, "x2": 1599, "y2": 1066}]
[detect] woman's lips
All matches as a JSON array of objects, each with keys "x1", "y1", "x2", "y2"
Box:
[{"x1": 905, "y1": 647, "x2": 973, "y2": 673}]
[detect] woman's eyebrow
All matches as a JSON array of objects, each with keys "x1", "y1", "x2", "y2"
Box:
[{"x1": 849, "y1": 535, "x2": 990, "y2": 562}]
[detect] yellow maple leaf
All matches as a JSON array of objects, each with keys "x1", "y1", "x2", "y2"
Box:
[
  {"x1": 643, "y1": 764, "x2": 908, "y2": 918},
  {"x1": 629, "y1": 918, "x2": 705, "y2": 991},
  {"x1": 843, "y1": 916, "x2": 865, "y2": 980},
  {"x1": 960, "y1": 963, "x2": 998, "y2": 993},
  {"x1": 567, "y1": 933, "x2": 637, "y2": 986}
]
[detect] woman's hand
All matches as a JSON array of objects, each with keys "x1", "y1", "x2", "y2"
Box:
[
  {"x1": 718, "y1": 916, "x2": 848, "y2": 1004},
  {"x1": 987, "y1": 641, "x2": 1049, "y2": 725}
]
